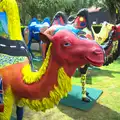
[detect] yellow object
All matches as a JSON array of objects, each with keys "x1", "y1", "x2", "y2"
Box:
[
  {"x1": 79, "y1": 17, "x2": 84, "y2": 22},
  {"x1": 0, "y1": 0, "x2": 23, "y2": 40},
  {"x1": 116, "y1": 9, "x2": 118, "y2": 14},
  {"x1": 81, "y1": 74, "x2": 87, "y2": 98},
  {"x1": 0, "y1": 87, "x2": 14, "y2": 120},
  {"x1": 91, "y1": 22, "x2": 113, "y2": 44}
]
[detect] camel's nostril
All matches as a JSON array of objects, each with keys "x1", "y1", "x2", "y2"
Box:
[{"x1": 93, "y1": 49, "x2": 103, "y2": 55}]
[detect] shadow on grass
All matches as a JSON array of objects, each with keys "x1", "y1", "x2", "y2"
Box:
[
  {"x1": 87, "y1": 69, "x2": 120, "y2": 78},
  {"x1": 74, "y1": 67, "x2": 120, "y2": 78},
  {"x1": 73, "y1": 67, "x2": 120, "y2": 85},
  {"x1": 57, "y1": 103, "x2": 120, "y2": 120},
  {"x1": 87, "y1": 68, "x2": 120, "y2": 85}
]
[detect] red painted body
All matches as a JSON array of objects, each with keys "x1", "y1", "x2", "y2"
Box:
[{"x1": 0, "y1": 104, "x2": 4, "y2": 112}]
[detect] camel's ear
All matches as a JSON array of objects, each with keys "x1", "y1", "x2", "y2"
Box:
[{"x1": 40, "y1": 32, "x2": 51, "y2": 44}]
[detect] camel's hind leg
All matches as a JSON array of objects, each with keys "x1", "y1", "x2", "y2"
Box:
[
  {"x1": 79, "y1": 64, "x2": 90, "y2": 102},
  {"x1": 0, "y1": 87, "x2": 14, "y2": 120},
  {"x1": 16, "y1": 106, "x2": 24, "y2": 120}
]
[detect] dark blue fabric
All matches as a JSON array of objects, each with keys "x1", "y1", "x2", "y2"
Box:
[
  {"x1": 0, "y1": 94, "x2": 3, "y2": 104},
  {"x1": 80, "y1": 22, "x2": 86, "y2": 27},
  {"x1": 16, "y1": 106, "x2": 24, "y2": 120},
  {"x1": 0, "y1": 77, "x2": 2, "y2": 90}
]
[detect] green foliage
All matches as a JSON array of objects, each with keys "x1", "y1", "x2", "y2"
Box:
[
  {"x1": 17, "y1": 0, "x2": 97, "y2": 25},
  {"x1": 18, "y1": 0, "x2": 74, "y2": 24},
  {"x1": 17, "y1": 0, "x2": 120, "y2": 25},
  {"x1": 73, "y1": 0, "x2": 96, "y2": 12},
  {"x1": 95, "y1": 0, "x2": 120, "y2": 15},
  {"x1": 94, "y1": 0, "x2": 120, "y2": 23}
]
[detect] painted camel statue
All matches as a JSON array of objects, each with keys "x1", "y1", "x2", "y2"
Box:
[
  {"x1": 0, "y1": 29, "x2": 105, "y2": 120},
  {"x1": 43, "y1": 9, "x2": 120, "y2": 102}
]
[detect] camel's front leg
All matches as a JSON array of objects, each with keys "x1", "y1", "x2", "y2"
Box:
[
  {"x1": 0, "y1": 87, "x2": 14, "y2": 120},
  {"x1": 16, "y1": 106, "x2": 24, "y2": 120},
  {"x1": 79, "y1": 64, "x2": 90, "y2": 102}
]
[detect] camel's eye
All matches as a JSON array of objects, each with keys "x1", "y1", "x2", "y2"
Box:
[{"x1": 63, "y1": 42, "x2": 71, "y2": 47}]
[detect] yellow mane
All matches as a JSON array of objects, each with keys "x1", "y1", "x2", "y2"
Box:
[
  {"x1": 22, "y1": 43, "x2": 52, "y2": 84},
  {"x1": 18, "y1": 67, "x2": 72, "y2": 112}
]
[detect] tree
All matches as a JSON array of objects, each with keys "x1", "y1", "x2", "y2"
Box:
[
  {"x1": 18, "y1": 0, "x2": 74, "y2": 25},
  {"x1": 17, "y1": 0, "x2": 99, "y2": 25},
  {"x1": 95, "y1": 0, "x2": 120, "y2": 23}
]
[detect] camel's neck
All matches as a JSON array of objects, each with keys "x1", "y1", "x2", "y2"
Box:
[{"x1": 32, "y1": 57, "x2": 60, "y2": 99}]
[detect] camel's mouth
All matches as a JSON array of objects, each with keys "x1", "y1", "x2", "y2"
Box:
[{"x1": 85, "y1": 56, "x2": 104, "y2": 67}]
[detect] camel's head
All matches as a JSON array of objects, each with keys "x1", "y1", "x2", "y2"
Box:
[
  {"x1": 40, "y1": 29, "x2": 104, "y2": 74},
  {"x1": 102, "y1": 21, "x2": 113, "y2": 30}
]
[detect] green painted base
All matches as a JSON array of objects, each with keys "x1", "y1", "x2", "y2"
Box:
[
  {"x1": 60, "y1": 85, "x2": 103, "y2": 111},
  {"x1": 10, "y1": 116, "x2": 16, "y2": 120}
]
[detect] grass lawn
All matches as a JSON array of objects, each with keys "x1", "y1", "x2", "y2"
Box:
[{"x1": 13, "y1": 55, "x2": 120, "y2": 120}]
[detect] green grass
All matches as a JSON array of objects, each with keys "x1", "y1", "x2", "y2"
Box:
[
  {"x1": 13, "y1": 56, "x2": 120, "y2": 120},
  {"x1": 72, "y1": 59, "x2": 120, "y2": 114}
]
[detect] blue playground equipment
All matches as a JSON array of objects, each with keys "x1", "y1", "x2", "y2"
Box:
[{"x1": 23, "y1": 17, "x2": 50, "y2": 58}]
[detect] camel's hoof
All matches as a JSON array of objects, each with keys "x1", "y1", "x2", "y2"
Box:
[
  {"x1": 82, "y1": 97, "x2": 90, "y2": 102},
  {"x1": 86, "y1": 92, "x2": 89, "y2": 96}
]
